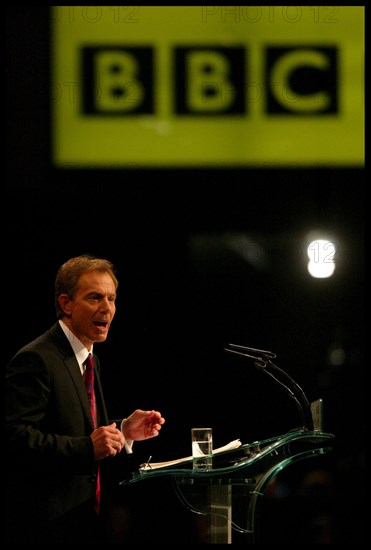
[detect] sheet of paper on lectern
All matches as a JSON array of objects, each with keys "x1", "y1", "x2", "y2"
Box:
[{"x1": 139, "y1": 439, "x2": 242, "y2": 470}]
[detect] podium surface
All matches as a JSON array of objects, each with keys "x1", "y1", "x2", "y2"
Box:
[{"x1": 120, "y1": 429, "x2": 334, "y2": 544}]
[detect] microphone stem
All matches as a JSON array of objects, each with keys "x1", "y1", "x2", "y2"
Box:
[{"x1": 225, "y1": 345, "x2": 314, "y2": 431}]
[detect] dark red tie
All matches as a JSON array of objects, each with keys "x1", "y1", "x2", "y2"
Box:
[
  {"x1": 84, "y1": 353, "x2": 100, "y2": 513},
  {"x1": 84, "y1": 354, "x2": 97, "y2": 428}
]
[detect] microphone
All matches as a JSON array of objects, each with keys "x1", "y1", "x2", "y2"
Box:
[
  {"x1": 224, "y1": 343, "x2": 314, "y2": 431},
  {"x1": 226, "y1": 343, "x2": 275, "y2": 362}
]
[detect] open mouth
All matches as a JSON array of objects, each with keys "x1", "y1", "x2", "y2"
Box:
[{"x1": 94, "y1": 321, "x2": 108, "y2": 329}]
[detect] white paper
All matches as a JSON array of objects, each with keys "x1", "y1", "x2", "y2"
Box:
[{"x1": 139, "y1": 439, "x2": 242, "y2": 470}]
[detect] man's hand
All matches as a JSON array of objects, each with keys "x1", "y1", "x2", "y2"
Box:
[
  {"x1": 122, "y1": 409, "x2": 165, "y2": 441},
  {"x1": 91, "y1": 422, "x2": 126, "y2": 460}
]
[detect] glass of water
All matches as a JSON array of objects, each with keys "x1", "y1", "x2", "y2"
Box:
[{"x1": 191, "y1": 427, "x2": 213, "y2": 470}]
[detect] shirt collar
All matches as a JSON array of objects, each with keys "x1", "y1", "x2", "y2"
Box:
[{"x1": 59, "y1": 319, "x2": 93, "y2": 371}]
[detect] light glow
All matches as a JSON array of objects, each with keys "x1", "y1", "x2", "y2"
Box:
[{"x1": 307, "y1": 239, "x2": 336, "y2": 278}]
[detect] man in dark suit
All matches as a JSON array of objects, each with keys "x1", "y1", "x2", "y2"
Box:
[{"x1": 5, "y1": 254, "x2": 165, "y2": 544}]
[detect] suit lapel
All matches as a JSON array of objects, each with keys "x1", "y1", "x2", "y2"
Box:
[
  {"x1": 94, "y1": 359, "x2": 109, "y2": 425},
  {"x1": 64, "y1": 354, "x2": 95, "y2": 429},
  {"x1": 49, "y1": 323, "x2": 106, "y2": 429}
]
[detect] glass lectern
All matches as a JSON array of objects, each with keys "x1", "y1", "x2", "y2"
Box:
[
  {"x1": 120, "y1": 345, "x2": 335, "y2": 544},
  {"x1": 120, "y1": 428, "x2": 334, "y2": 544}
]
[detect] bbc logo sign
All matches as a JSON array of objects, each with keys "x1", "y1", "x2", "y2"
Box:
[{"x1": 82, "y1": 45, "x2": 338, "y2": 116}]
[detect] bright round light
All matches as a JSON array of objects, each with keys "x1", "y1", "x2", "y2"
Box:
[{"x1": 307, "y1": 239, "x2": 336, "y2": 278}]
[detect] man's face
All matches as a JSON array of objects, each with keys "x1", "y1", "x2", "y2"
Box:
[{"x1": 60, "y1": 270, "x2": 117, "y2": 349}]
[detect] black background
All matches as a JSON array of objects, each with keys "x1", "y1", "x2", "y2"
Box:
[{"x1": 6, "y1": 6, "x2": 365, "y2": 544}]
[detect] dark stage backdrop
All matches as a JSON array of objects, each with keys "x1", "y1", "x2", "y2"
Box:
[{"x1": 6, "y1": 7, "x2": 365, "y2": 545}]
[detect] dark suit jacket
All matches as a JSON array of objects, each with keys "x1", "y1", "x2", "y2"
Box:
[{"x1": 5, "y1": 322, "x2": 114, "y2": 528}]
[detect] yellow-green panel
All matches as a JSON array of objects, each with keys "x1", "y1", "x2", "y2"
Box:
[{"x1": 51, "y1": 6, "x2": 364, "y2": 167}]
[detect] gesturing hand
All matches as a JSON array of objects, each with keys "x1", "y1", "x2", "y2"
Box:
[{"x1": 122, "y1": 409, "x2": 165, "y2": 441}]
